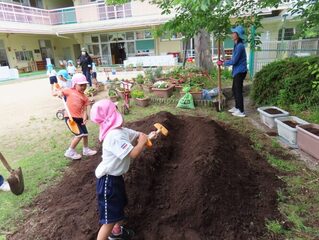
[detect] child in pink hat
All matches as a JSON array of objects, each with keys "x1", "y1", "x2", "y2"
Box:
[
  {"x1": 90, "y1": 99, "x2": 152, "y2": 240},
  {"x1": 53, "y1": 73, "x2": 97, "y2": 160}
]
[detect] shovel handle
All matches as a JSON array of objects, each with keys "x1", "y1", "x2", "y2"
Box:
[
  {"x1": 146, "y1": 139, "x2": 152, "y2": 148},
  {"x1": 61, "y1": 97, "x2": 74, "y2": 122},
  {"x1": 0, "y1": 152, "x2": 13, "y2": 173}
]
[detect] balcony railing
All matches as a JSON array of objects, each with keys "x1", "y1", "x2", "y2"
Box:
[{"x1": 0, "y1": 2, "x2": 132, "y2": 25}]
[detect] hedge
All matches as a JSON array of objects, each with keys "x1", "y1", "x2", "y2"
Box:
[{"x1": 251, "y1": 56, "x2": 319, "y2": 108}]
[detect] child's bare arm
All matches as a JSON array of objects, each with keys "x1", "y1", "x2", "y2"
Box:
[
  {"x1": 83, "y1": 106, "x2": 88, "y2": 124},
  {"x1": 129, "y1": 133, "x2": 148, "y2": 159},
  {"x1": 52, "y1": 90, "x2": 63, "y2": 97}
]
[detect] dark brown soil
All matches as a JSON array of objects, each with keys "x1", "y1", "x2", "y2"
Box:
[
  {"x1": 283, "y1": 120, "x2": 298, "y2": 128},
  {"x1": 302, "y1": 126, "x2": 319, "y2": 136},
  {"x1": 264, "y1": 108, "x2": 283, "y2": 115},
  {"x1": 8, "y1": 112, "x2": 283, "y2": 240}
]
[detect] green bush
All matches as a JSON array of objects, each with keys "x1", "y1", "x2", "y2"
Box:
[
  {"x1": 251, "y1": 56, "x2": 319, "y2": 108},
  {"x1": 136, "y1": 74, "x2": 144, "y2": 84},
  {"x1": 131, "y1": 89, "x2": 145, "y2": 99}
]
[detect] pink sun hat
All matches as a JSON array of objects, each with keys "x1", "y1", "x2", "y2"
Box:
[
  {"x1": 90, "y1": 99, "x2": 123, "y2": 141},
  {"x1": 71, "y1": 73, "x2": 89, "y2": 88}
]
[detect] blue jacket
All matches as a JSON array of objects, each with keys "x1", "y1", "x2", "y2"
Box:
[{"x1": 224, "y1": 42, "x2": 247, "y2": 77}]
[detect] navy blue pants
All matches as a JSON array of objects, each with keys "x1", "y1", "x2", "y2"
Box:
[
  {"x1": 0, "y1": 175, "x2": 4, "y2": 186},
  {"x1": 82, "y1": 69, "x2": 92, "y2": 86},
  {"x1": 232, "y1": 72, "x2": 246, "y2": 112},
  {"x1": 97, "y1": 175, "x2": 127, "y2": 225}
]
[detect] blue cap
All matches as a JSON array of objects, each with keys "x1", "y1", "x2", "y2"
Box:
[
  {"x1": 47, "y1": 63, "x2": 53, "y2": 70},
  {"x1": 67, "y1": 60, "x2": 74, "y2": 65},
  {"x1": 231, "y1": 25, "x2": 246, "y2": 41},
  {"x1": 57, "y1": 69, "x2": 70, "y2": 80}
]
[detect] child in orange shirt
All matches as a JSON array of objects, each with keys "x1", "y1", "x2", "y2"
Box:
[{"x1": 53, "y1": 73, "x2": 97, "y2": 160}]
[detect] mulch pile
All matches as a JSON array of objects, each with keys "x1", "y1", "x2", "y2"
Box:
[{"x1": 8, "y1": 111, "x2": 283, "y2": 240}]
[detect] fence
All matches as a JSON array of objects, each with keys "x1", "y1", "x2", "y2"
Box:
[{"x1": 253, "y1": 38, "x2": 319, "y2": 75}]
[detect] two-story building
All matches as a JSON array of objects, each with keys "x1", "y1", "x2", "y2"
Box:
[{"x1": 0, "y1": 0, "x2": 315, "y2": 74}]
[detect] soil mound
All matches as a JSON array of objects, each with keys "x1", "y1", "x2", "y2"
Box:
[{"x1": 8, "y1": 111, "x2": 282, "y2": 240}]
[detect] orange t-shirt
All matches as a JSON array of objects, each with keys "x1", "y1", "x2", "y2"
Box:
[{"x1": 62, "y1": 88, "x2": 89, "y2": 118}]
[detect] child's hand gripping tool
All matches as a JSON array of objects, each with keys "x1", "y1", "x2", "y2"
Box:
[{"x1": 146, "y1": 123, "x2": 168, "y2": 148}]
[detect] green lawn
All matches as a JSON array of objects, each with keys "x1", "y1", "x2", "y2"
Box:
[
  {"x1": 19, "y1": 70, "x2": 47, "y2": 78},
  {"x1": 0, "y1": 101, "x2": 318, "y2": 239}
]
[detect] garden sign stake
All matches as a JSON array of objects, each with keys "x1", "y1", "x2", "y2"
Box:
[{"x1": 0, "y1": 152, "x2": 24, "y2": 195}]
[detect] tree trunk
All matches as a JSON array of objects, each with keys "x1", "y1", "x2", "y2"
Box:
[
  {"x1": 194, "y1": 29, "x2": 212, "y2": 72},
  {"x1": 182, "y1": 38, "x2": 189, "y2": 68}
]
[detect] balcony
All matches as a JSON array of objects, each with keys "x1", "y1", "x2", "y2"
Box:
[{"x1": 0, "y1": 1, "x2": 133, "y2": 25}]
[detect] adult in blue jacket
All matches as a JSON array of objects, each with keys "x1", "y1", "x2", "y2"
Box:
[{"x1": 218, "y1": 25, "x2": 247, "y2": 117}]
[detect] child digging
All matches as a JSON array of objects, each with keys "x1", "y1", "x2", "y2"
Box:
[
  {"x1": 53, "y1": 73, "x2": 97, "y2": 160},
  {"x1": 90, "y1": 99, "x2": 156, "y2": 240}
]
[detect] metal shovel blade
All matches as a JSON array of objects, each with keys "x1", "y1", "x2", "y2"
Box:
[{"x1": 7, "y1": 167, "x2": 24, "y2": 195}]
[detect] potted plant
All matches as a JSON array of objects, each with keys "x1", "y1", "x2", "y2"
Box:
[
  {"x1": 143, "y1": 69, "x2": 155, "y2": 93},
  {"x1": 136, "y1": 74, "x2": 144, "y2": 89},
  {"x1": 131, "y1": 89, "x2": 150, "y2": 107},
  {"x1": 189, "y1": 85, "x2": 202, "y2": 100},
  {"x1": 152, "y1": 81, "x2": 174, "y2": 98},
  {"x1": 84, "y1": 87, "x2": 97, "y2": 97},
  {"x1": 115, "y1": 86, "x2": 125, "y2": 99},
  {"x1": 108, "y1": 89, "x2": 118, "y2": 102},
  {"x1": 126, "y1": 64, "x2": 134, "y2": 71},
  {"x1": 296, "y1": 124, "x2": 319, "y2": 160},
  {"x1": 154, "y1": 67, "x2": 165, "y2": 81}
]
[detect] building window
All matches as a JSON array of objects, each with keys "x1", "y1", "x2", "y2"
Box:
[
  {"x1": 160, "y1": 32, "x2": 183, "y2": 41},
  {"x1": 15, "y1": 51, "x2": 34, "y2": 61},
  {"x1": 278, "y1": 28, "x2": 295, "y2": 40}
]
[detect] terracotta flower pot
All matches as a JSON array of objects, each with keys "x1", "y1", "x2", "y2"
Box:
[
  {"x1": 134, "y1": 97, "x2": 150, "y2": 107},
  {"x1": 152, "y1": 85, "x2": 174, "y2": 98}
]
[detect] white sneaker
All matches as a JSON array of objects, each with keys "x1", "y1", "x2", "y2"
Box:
[
  {"x1": 0, "y1": 181, "x2": 10, "y2": 192},
  {"x1": 232, "y1": 110, "x2": 246, "y2": 117},
  {"x1": 64, "y1": 149, "x2": 82, "y2": 160},
  {"x1": 228, "y1": 107, "x2": 238, "y2": 113},
  {"x1": 83, "y1": 148, "x2": 97, "y2": 156}
]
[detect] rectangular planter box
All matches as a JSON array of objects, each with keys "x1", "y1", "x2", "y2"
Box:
[
  {"x1": 152, "y1": 85, "x2": 174, "y2": 98},
  {"x1": 190, "y1": 91, "x2": 202, "y2": 101},
  {"x1": 134, "y1": 98, "x2": 150, "y2": 107},
  {"x1": 296, "y1": 124, "x2": 319, "y2": 160},
  {"x1": 257, "y1": 106, "x2": 289, "y2": 129},
  {"x1": 275, "y1": 116, "x2": 309, "y2": 147}
]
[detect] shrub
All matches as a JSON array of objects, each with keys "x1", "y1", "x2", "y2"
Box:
[
  {"x1": 144, "y1": 69, "x2": 155, "y2": 84},
  {"x1": 153, "y1": 81, "x2": 169, "y2": 89},
  {"x1": 154, "y1": 67, "x2": 163, "y2": 79},
  {"x1": 251, "y1": 56, "x2": 319, "y2": 108},
  {"x1": 108, "y1": 89, "x2": 117, "y2": 97},
  {"x1": 136, "y1": 74, "x2": 144, "y2": 84},
  {"x1": 131, "y1": 89, "x2": 145, "y2": 99}
]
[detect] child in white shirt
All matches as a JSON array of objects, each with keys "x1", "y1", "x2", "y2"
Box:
[
  {"x1": 67, "y1": 60, "x2": 76, "y2": 76},
  {"x1": 47, "y1": 63, "x2": 57, "y2": 93},
  {"x1": 90, "y1": 99, "x2": 154, "y2": 240}
]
